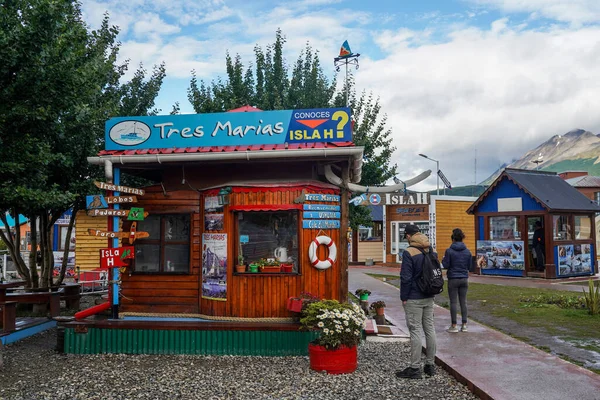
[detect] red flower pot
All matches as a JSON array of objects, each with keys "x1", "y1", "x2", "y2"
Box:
[
  {"x1": 308, "y1": 343, "x2": 357, "y2": 374},
  {"x1": 376, "y1": 308, "x2": 385, "y2": 316}
]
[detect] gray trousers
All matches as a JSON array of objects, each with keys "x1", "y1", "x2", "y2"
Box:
[
  {"x1": 403, "y1": 298, "x2": 436, "y2": 368},
  {"x1": 448, "y1": 278, "x2": 469, "y2": 325}
]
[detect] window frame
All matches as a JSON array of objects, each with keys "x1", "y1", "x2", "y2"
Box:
[
  {"x1": 358, "y1": 222, "x2": 383, "y2": 242},
  {"x1": 57, "y1": 225, "x2": 75, "y2": 251},
  {"x1": 234, "y1": 209, "x2": 301, "y2": 275},
  {"x1": 131, "y1": 213, "x2": 192, "y2": 275}
]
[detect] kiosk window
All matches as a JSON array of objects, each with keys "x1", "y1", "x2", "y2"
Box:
[
  {"x1": 236, "y1": 211, "x2": 299, "y2": 273},
  {"x1": 133, "y1": 214, "x2": 190, "y2": 273},
  {"x1": 489, "y1": 216, "x2": 519, "y2": 240},
  {"x1": 359, "y1": 222, "x2": 383, "y2": 242},
  {"x1": 552, "y1": 215, "x2": 571, "y2": 241},
  {"x1": 574, "y1": 216, "x2": 591, "y2": 240}
]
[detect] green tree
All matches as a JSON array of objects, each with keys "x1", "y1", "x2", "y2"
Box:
[
  {"x1": 187, "y1": 30, "x2": 396, "y2": 229},
  {"x1": 0, "y1": 0, "x2": 165, "y2": 287}
]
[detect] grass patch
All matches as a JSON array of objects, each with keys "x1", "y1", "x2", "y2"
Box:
[
  {"x1": 440, "y1": 283, "x2": 600, "y2": 340},
  {"x1": 366, "y1": 273, "x2": 400, "y2": 282}
]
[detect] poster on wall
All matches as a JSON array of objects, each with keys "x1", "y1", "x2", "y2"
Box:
[
  {"x1": 202, "y1": 233, "x2": 227, "y2": 301},
  {"x1": 204, "y1": 196, "x2": 223, "y2": 213},
  {"x1": 476, "y1": 241, "x2": 524, "y2": 270},
  {"x1": 52, "y1": 252, "x2": 76, "y2": 277},
  {"x1": 205, "y1": 214, "x2": 224, "y2": 231},
  {"x1": 558, "y1": 244, "x2": 592, "y2": 276}
]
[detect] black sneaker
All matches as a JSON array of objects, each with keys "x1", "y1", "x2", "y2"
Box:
[
  {"x1": 395, "y1": 367, "x2": 422, "y2": 379},
  {"x1": 424, "y1": 364, "x2": 435, "y2": 376}
]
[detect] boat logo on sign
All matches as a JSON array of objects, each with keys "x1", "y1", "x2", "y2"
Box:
[{"x1": 109, "y1": 120, "x2": 151, "y2": 146}]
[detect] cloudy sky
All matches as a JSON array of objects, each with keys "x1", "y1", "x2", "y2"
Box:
[{"x1": 81, "y1": 0, "x2": 600, "y2": 192}]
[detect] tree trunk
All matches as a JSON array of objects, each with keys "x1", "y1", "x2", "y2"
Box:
[
  {"x1": 0, "y1": 210, "x2": 32, "y2": 285},
  {"x1": 56, "y1": 205, "x2": 79, "y2": 286},
  {"x1": 28, "y1": 217, "x2": 39, "y2": 288}
]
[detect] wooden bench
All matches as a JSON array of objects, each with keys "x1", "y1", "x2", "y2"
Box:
[
  {"x1": 0, "y1": 301, "x2": 17, "y2": 332},
  {"x1": 5, "y1": 291, "x2": 61, "y2": 317}
]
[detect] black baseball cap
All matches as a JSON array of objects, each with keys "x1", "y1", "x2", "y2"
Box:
[{"x1": 404, "y1": 224, "x2": 420, "y2": 238}]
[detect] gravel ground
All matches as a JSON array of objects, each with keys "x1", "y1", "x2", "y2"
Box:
[{"x1": 1, "y1": 329, "x2": 477, "y2": 400}]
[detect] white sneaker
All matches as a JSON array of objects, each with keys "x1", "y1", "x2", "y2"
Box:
[
  {"x1": 447, "y1": 326, "x2": 459, "y2": 333},
  {"x1": 460, "y1": 324, "x2": 468, "y2": 332}
]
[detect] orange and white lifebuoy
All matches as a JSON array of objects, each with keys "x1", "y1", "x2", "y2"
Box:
[{"x1": 308, "y1": 235, "x2": 337, "y2": 270}]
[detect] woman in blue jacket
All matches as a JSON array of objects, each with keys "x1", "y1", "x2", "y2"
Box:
[{"x1": 442, "y1": 228, "x2": 472, "y2": 333}]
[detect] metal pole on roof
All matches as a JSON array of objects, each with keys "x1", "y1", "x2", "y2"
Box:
[{"x1": 334, "y1": 41, "x2": 360, "y2": 108}]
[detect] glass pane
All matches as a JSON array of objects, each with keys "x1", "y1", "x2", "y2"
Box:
[
  {"x1": 489, "y1": 216, "x2": 519, "y2": 240},
  {"x1": 164, "y1": 245, "x2": 189, "y2": 272},
  {"x1": 165, "y1": 215, "x2": 190, "y2": 242},
  {"x1": 552, "y1": 215, "x2": 571, "y2": 240},
  {"x1": 238, "y1": 211, "x2": 298, "y2": 272},
  {"x1": 135, "y1": 244, "x2": 160, "y2": 272},
  {"x1": 59, "y1": 226, "x2": 75, "y2": 251},
  {"x1": 137, "y1": 215, "x2": 161, "y2": 240},
  {"x1": 574, "y1": 216, "x2": 591, "y2": 240}
]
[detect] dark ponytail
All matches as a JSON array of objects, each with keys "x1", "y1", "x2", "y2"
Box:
[{"x1": 451, "y1": 228, "x2": 465, "y2": 242}]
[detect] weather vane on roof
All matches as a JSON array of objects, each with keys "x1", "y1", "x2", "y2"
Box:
[{"x1": 334, "y1": 40, "x2": 360, "y2": 107}]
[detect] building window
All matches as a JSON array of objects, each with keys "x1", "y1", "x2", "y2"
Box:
[
  {"x1": 552, "y1": 215, "x2": 571, "y2": 241},
  {"x1": 237, "y1": 211, "x2": 299, "y2": 273},
  {"x1": 574, "y1": 216, "x2": 591, "y2": 240},
  {"x1": 359, "y1": 222, "x2": 383, "y2": 242},
  {"x1": 133, "y1": 214, "x2": 190, "y2": 273},
  {"x1": 489, "y1": 216, "x2": 520, "y2": 240},
  {"x1": 58, "y1": 226, "x2": 75, "y2": 251}
]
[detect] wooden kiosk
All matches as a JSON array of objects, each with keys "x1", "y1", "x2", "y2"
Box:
[
  {"x1": 62, "y1": 107, "x2": 365, "y2": 355},
  {"x1": 468, "y1": 168, "x2": 600, "y2": 279}
]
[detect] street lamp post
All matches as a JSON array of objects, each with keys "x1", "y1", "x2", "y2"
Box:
[{"x1": 419, "y1": 153, "x2": 440, "y2": 195}]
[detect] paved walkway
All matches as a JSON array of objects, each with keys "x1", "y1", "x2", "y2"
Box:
[{"x1": 349, "y1": 265, "x2": 600, "y2": 400}]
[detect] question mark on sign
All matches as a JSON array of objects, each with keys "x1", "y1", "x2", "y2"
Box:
[{"x1": 332, "y1": 111, "x2": 349, "y2": 139}]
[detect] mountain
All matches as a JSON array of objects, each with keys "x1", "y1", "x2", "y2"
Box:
[{"x1": 480, "y1": 129, "x2": 600, "y2": 185}]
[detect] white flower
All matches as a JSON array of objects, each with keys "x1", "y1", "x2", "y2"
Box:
[
  {"x1": 317, "y1": 322, "x2": 324, "y2": 328},
  {"x1": 345, "y1": 328, "x2": 351, "y2": 332},
  {"x1": 323, "y1": 328, "x2": 329, "y2": 334},
  {"x1": 343, "y1": 320, "x2": 349, "y2": 326}
]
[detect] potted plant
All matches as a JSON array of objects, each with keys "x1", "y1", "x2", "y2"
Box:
[
  {"x1": 354, "y1": 288, "x2": 371, "y2": 301},
  {"x1": 236, "y1": 255, "x2": 246, "y2": 273},
  {"x1": 260, "y1": 258, "x2": 281, "y2": 273},
  {"x1": 249, "y1": 262, "x2": 259, "y2": 273},
  {"x1": 287, "y1": 291, "x2": 320, "y2": 313},
  {"x1": 300, "y1": 299, "x2": 366, "y2": 374},
  {"x1": 369, "y1": 300, "x2": 386, "y2": 316}
]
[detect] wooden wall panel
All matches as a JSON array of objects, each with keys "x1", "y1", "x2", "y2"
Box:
[
  {"x1": 75, "y1": 210, "x2": 109, "y2": 271},
  {"x1": 120, "y1": 186, "x2": 201, "y2": 314},
  {"x1": 435, "y1": 200, "x2": 476, "y2": 256},
  {"x1": 117, "y1": 183, "x2": 343, "y2": 318},
  {"x1": 200, "y1": 186, "x2": 342, "y2": 318}
]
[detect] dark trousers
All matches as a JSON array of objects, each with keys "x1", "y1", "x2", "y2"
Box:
[
  {"x1": 448, "y1": 278, "x2": 468, "y2": 325},
  {"x1": 533, "y1": 246, "x2": 545, "y2": 271}
]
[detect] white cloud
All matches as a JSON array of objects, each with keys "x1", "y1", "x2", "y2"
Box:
[
  {"x1": 364, "y1": 21, "x2": 600, "y2": 189},
  {"x1": 467, "y1": 0, "x2": 600, "y2": 24}
]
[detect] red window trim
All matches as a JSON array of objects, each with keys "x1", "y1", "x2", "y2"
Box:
[{"x1": 229, "y1": 204, "x2": 302, "y2": 211}]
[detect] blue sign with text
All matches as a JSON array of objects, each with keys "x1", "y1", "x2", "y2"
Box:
[
  {"x1": 303, "y1": 204, "x2": 341, "y2": 211},
  {"x1": 302, "y1": 220, "x2": 341, "y2": 229},
  {"x1": 105, "y1": 108, "x2": 352, "y2": 150},
  {"x1": 303, "y1": 212, "x2": 341, "y2": 219}
]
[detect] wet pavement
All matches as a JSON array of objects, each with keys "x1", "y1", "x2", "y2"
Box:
[{"x1": 349, "y1": 265, "x2": 600, "y2": 400}]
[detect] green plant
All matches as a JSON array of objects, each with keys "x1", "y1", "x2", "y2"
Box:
[
  {"x1": 519, "y1": 293, "x2": 586, "y2": 309},
  {"x1": 582, "y1": 279, "x2": 600, "y2": 315},
  {"x1": 354, "y1": 289, "x2": 371, "y2": 297},
  {"x1": 369, "y1": 300, "x2": 386, "y2": 311},
  {"x1": 238, "y1": 255, "x2": 244, "y2": 265},
  {"x1": 300, "y1": 300, "x2": 366, "y2": 350}
]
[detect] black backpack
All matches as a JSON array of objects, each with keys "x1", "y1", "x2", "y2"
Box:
[{"x1": 412, "y1": 246, "x2": 444, "y2": 295}]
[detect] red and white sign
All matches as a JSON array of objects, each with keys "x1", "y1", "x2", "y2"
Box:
[{"x1": 100, "y1": 246, "x2": 135, "y2": 269}]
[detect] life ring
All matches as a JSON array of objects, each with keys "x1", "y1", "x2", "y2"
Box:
[{"x1": 309, "y1": 235, "x2": 337, "y2": 270}]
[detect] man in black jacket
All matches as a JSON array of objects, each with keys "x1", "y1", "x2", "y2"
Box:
[
  {"x1": 396, "y1": 224, "x2": 437, "y2": 379},
  {"x1": 532, "y1": 221, "x2": 545, "y2": 271}
]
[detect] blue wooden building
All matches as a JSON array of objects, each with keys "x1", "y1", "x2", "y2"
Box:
[{"x1": 468, "y1": 168, "x2": 600, "y2": 278}]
